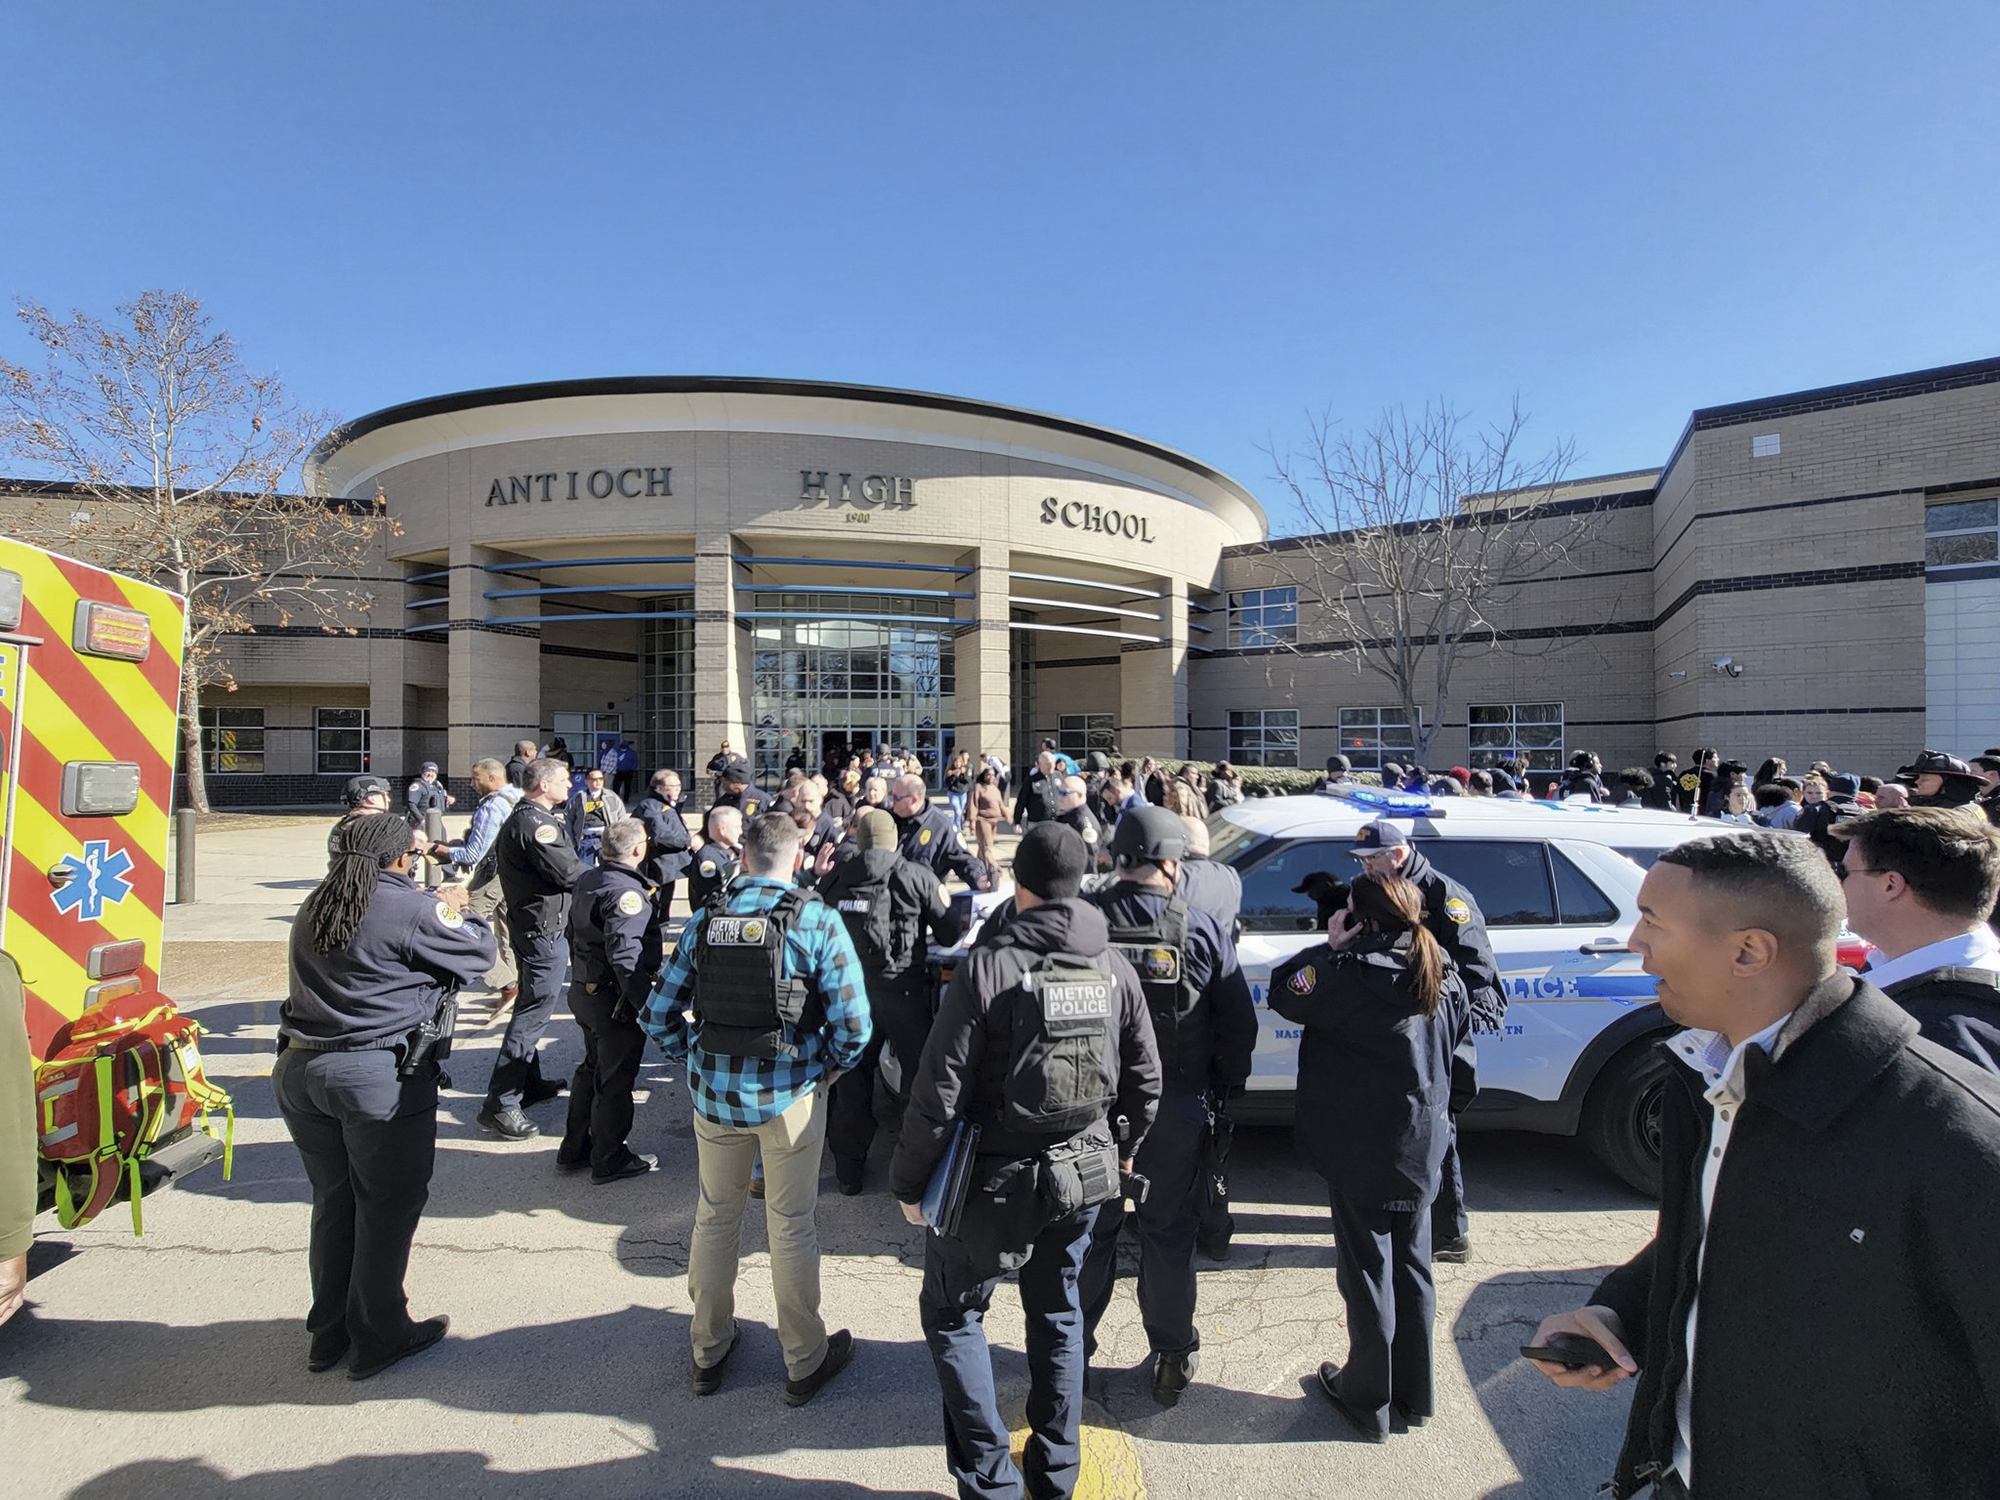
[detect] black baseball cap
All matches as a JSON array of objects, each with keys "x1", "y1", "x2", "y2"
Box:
[{"x1": 1349, "y1": 819, "x2": 1411, "y2": 854}]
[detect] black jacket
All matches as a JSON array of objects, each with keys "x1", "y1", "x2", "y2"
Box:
[
  {"x1": 1591, "y1": 975, "x2": 2000, "y2": 1498},
  {"x1": 506, "y1": 754, "x2": 530, "y2": 788},
  {"x1": 567, "y1": 862, "x2": 655, "y2": 1013},
  {"x1": 495, "y1": 800, "x2": 584, "y2": 933},
  {"x1": 284, "y1": 871, "x2": 497, "y2": 1050},
  {"x1": 1883, "y1": 964, "x2": 2000, "y2": 1075},
  {"x1": 630, "y1": 792, "x2": 694, "y2": 885},
  {"x1": 1087, "y1": 882, "x2": 1257, "y2": 1096},
  {"x1": 1012, "y1": 771, "x2": 1057, "y2": 828},
  {"x1": 1269, "y1": 934, "x2": 1464, "y2": 1209},
  {"x1": 816, "y1": 846, "x2": 965, "y2": 990},
  {"x1": 1400, "y1": 848, "x2": 1506, "y2": 1030},
  {"x1": 888, "y1": 899, "x2": 1161, "y2": 1200},
  {"x1": 897, "y1": 803, "x2": 987, "y2": 888}
]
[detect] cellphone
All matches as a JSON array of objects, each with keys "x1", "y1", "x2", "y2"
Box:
[{"x1": 1521, "y1": 1334, "x2": 1616, "y2": 1370}]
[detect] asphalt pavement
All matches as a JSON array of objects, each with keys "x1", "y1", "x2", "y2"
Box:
[{"x1": 0, "y1": 815, "x2": 1655, "y2": 1500}]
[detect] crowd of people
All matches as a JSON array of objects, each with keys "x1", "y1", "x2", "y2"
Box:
[{"x1": 125, "y1": 729, "x2": 2000, "y2": 1499}]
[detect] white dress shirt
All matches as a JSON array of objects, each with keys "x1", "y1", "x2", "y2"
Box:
[
  {"x1": 1666, "y1": 1010, "x2": 1794, "y2": 1489},
  {"x1": 1859, "y1": 926, "x2": 2000, "y2": 992}
]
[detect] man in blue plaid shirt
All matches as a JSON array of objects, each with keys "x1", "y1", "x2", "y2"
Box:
[{"x1": 641, "y1": 810, "x2": 871, "y2": 1406}]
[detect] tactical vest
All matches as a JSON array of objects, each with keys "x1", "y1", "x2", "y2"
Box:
[
  {"x1": 977, "y1": 948, "x2": 1118, "y2": 1135},
  {"x1": 831, "y1": 864, "x2": 897, "y2": 974},
  {"x1": 689, "y1": 888, "x2": 817, "y2": 1059},
  {"x1": 1106, "y1": 893, "x2": 1204, "y2": 1082}
]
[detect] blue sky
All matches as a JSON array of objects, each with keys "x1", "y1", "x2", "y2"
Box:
[{"x1": 5, "y1": 3, "x2": 1996, "y2": 528}]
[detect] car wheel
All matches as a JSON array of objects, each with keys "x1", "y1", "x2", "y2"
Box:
[{"x1": 1580, "y1": 1038, "x2": 1670, "y2": 1197}]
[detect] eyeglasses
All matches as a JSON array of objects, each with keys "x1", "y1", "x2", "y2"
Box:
[{"x1": 1836, "y1": 862, "x2": 1888, "y2": 882}]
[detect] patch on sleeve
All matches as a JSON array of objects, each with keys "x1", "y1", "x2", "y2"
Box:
[
  {"x1": 433, "y1": 900, "x2": 465, "y2": 928},
  {"x1": 534, "y1": 822, "x2": 559, "y2": 845},
  {"x1": 617, "y1": 889, "x2": 646, "y2": 917},
  {"x1": 1287, "y1": 964, "x2": 1316, "y2": 994},
  {"x1": 1444, "y1": 896, "x2": 1472, "y2": 925},
  {"x1": 699, "y1": 858, "x2": 717, "y2": 877}
]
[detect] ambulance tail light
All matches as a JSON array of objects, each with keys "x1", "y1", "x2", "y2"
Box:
[
  {"x1": 83, "y1": 977, "x2": 143, "y2": 1009},
  {"x1": 0, "y1": 568, "x2": 22, "y2": 631},
  {"x1": 87, "y1": 939, "x2": 146, "y2": 979},
  {"x1": 61, "y1": 760, "x2": 142, "y2": 816},
  {"x1": 73, "y1": 599, "x2": 152, "y2": 662}
]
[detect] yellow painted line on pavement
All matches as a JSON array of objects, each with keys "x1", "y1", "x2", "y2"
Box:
[{"x1": 1010, "y1": 1407, "x2": 1145, "y2": 1499}]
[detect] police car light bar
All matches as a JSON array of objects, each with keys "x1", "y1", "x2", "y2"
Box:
[{"x1": 1325, "y1": 785, "x2": 1441, "y2": 818}]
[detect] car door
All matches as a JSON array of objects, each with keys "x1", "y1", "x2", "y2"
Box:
[{"x1": 1230, "y1": 837, "x2": 1353, "y2": 1098}]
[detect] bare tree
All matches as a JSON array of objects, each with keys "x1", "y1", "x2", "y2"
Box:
[
  {"x1": 1267, "y1": 398, "x2": 1610, "y2": 769},
  {"x1": 0, "y1": 289, "x2": 385, "y2": 810}
]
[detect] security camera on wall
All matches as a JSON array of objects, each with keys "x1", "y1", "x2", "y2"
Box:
[{"x1": 1710, "y1": 657, "x2": 1744, "y2": 678}]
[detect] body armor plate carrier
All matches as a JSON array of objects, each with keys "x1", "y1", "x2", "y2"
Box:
[{"x1": 690, "y1": 888, "x2": 818, "y2": 1059}]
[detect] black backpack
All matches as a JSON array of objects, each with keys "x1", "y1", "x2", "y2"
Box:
[{"x1": 987, "y1": 948, "x2": 1118, "y2": 1135}]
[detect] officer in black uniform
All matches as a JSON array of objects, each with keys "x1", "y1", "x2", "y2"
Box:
[
  {"x1": 406, "y1": 761, "x2": 453, "y2": 833},
  {"x1": 558, "y1": 818, "x2": 660, "y2": 1182},
  {"x1": 817, "y1": 808, "x2": 966, "y2": 1194},
  {"x1": 327, "y1": 775, "x2": 392, "y2": 863},
  {"x1": 1345, "y1": 818, "x2": 1505, "y2": 1262},
  {"x1": 484, "y1": 757, "x2": 583, "y2": 1140},
  {"x1": 687, "y1": 803, "x2": 745, "y2": 910},
  {"x1": 630, "y1": 767, "x2": 694, "y2": 940},
  {"x1": 891, "y1": 822, "x2": 1162, "y2": 1500},
  {"x1": 1052, "y1": 774, "x2": 1109, "y2": 870},
  {"x1": 712, "y1": 756, "x2": 768, "y2": 820},
  {"x1": 890, "y1": 774, "x2": 991, "y2": 890},
  {"x1": 1079, "y1": 806, "x2": 1256, "y2": 1407},
  {"x1": 274, "y1": 810, "x2": 495, "y2": 1380}
]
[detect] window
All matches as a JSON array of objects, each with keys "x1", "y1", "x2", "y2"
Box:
[
  {"x1": 1550, "y1": 847, "x2": 1620, "y2": 924},
  {"x1": 1751, "y1": 433, "x2": 1781, "y2": 458},
  {"x1": 1469, "y1": 703, "x2": 1564, "y2": 772},
  {"x1": 1337, "y1": 707, "x2": 1414, "y2": 773},
  {"x1": 197, "y1": 705, "x2": 263, "y2": 774},
  {"x1": 1228, "y1": 586, "x2": 1297, "y2": 647},
  {"x1": 1059, "y1": 713, "x2": 1116, "y2": 759},
  {"x1": 1227, "y1": 708, "x2": 1298, "y2": 768},
  {"x1": 1416, "y1": 840, "x2": 1557, "y2": 926},
  {"x1": 315, "y1": 707, "x2": 370, "y2": 775},
  {"x1": 1924, "y1": 495, "x2": 1999, "y2": 569},
  {"x1": 1234, "y1": 839, "x2": 1350, "y2": 934}
]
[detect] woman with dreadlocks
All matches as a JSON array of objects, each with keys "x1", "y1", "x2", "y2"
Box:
[{"x1": 273, "y1": 808, "x2": 495, "y2": 1381}]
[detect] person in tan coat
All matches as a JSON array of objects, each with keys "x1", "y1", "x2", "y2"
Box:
[{"x1": 969, "y1": 766, "x2": 1006, "y2": 871}]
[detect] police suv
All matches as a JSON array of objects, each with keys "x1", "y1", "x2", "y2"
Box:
[{"x1": 1210, "y1": 785, "x2": 1865, "y2": 1196}]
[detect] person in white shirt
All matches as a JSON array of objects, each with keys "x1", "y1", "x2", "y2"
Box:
[{"x1": 1833, "y1": 804, "x2": 2000, "y2": 1074}]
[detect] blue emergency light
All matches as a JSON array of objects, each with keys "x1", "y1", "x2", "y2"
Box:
[{"x1": 1323, "y1": 784, "x2": 1440, "y2": 818}]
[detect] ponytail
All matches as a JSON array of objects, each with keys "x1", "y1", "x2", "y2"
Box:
[
  {"x1": 299, "y1": 812, "x2": 412, "y2": 954},
  {"x1": 1348, "y1": 872, "x2": 1448, "y2": 1016}
]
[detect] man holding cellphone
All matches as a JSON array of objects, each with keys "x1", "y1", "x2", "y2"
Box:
[{"x1": 1529, "y1": 833, "x2": 2000, "y2": 1499}]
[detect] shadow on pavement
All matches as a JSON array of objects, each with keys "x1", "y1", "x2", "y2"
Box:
[{"x1": 1453, "y1": 1268, "x2": 1638, "y2": 1498}]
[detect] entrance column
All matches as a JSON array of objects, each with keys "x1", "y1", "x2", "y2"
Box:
[
  {"x1": 692, "y1": 529, "x2": 744, "y2": 782},
  {"x1": 956, "y1": 546, "x2": 1013, "y2": 766},
  {"x1": 447, "y1": 540, "x2": 541, "y2": 778},
  {"x1": 1119, "y1": 575, "x2": 1188, "y2": 759}
]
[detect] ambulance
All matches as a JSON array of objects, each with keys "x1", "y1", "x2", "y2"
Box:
[{"x1": 0, "y1": 535, "x2": 227, "y2": 1221}]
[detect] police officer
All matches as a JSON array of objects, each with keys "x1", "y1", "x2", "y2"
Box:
[
  {"x1": 327, "y1": 775, "x2": 392, "y2": 864},
  {"x1": 891, "y1": 774, "x2": 991, "y2": 890},
  {"x1": 484, "y1": 757, "x2": 583, "y2": 1140},
  {"x1": 1167, "y1": 808, "x2": 1245, "y2": 1262},
  {"x1": 630, "y1": 767, "x2": 694, "y2": 929},
  {"x1": 1052, "y1": 774, "x2": 1108, "y2": 869},
  {"x1": 891, "y1": 822, "x2": 1162, "y2": 1500},
  {"x1": 406, "y1": 761, "x2": 454, "y2": 838},
  {"x1": 688, "y1": 804, "x2": 744, "y2": 910},
  {"x1": 558, "y1": 818, "x2": 660, "y2": 1182},
  {"x1": 713, "y1": 756, "x2": 768, "y2": 820},
  {"x1": 565, "y1": 765, "x2": 628, "y2": 864},
  {"x1": 640, "y1": 812, "x2": 871, "y2": 1406},
  {"x1": 274, "y1": 811, "x2": 496, "y2": 1379},
  {"x1": 1345, "y1": 818, "x2": 1505, "y2": 1263},
  {"x1": 817, "y1": 808, "x2": 966, "y2": 1195},
  {"x1": 1079, "y1": 805, "x2": 1256, "y2": 1406}
]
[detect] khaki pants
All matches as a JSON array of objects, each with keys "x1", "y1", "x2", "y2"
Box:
[
  {"x1": 689, "y1": 1088, "x2": 829, "y2": 1380},
  {"x1": 467, "y1": 878, "x2": 517, "y2": 992}
]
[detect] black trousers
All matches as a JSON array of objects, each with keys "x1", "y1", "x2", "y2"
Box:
[
  {"x1": 827, "y1": 981, "x2": 928, "y2": 1168},
  {"x1": 1431, "y1": 1028, "x2": 1478, "y2": 1245},
  {"x1": 487, "y1": 925, "x2": 566, "y2": 1110},
  {"x1": 272, "y1": 1046, "x2": 437, "y2": 1370},
  {"x1": 561, "y1": 981, "x2": 648, "y2": 1170},
  {"x1": 1079, "y1": 1088, "x2": 1208, "y2": 1360},
  {"x1": 1326, "y1": 1188, "x2": 1436, "y2": 1436},
  {"x1": 922, "y1": 1205, "x2": 1097, "y2": 1500}
]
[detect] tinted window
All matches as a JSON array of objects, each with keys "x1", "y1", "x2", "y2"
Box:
[
  {"x1": 1613, "y1": 846, "x2": 1663, "y2": 871},
  {"x1": 1550, "y1": 847, "x2": 1621, "y2": 924},
  {"x1": 1413, "y1": 840, "x2": 1556, "y2": 926},
  {"x1": 1236, "y1": 839, "x2": 1350, "y2": 933}
]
